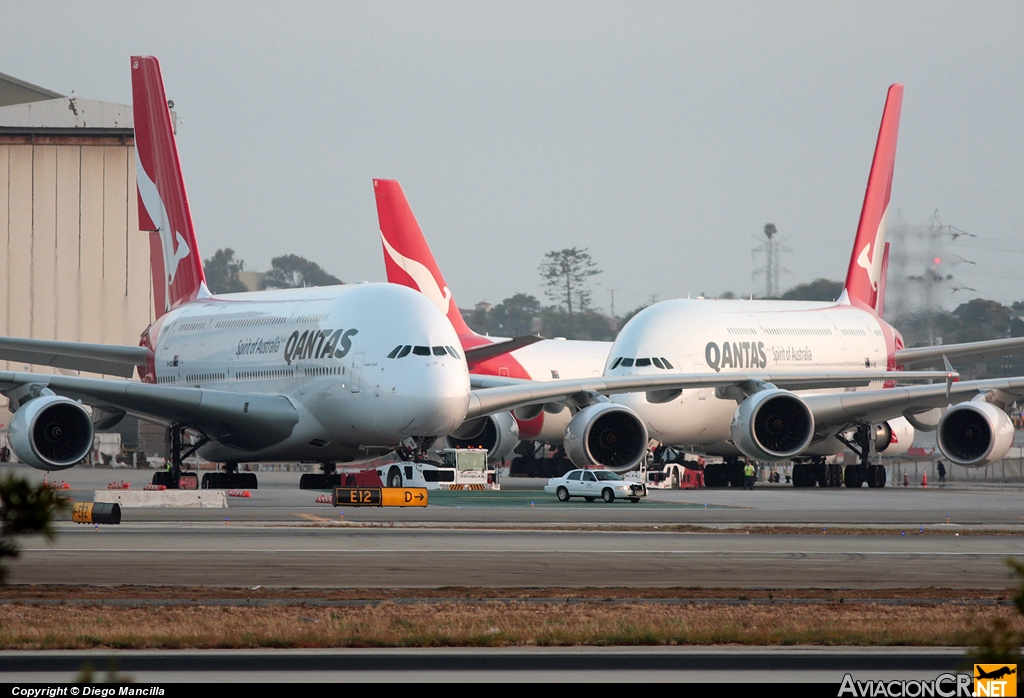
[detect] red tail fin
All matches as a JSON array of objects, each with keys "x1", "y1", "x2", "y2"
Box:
[
  {"x1": 842, "y1": 83, "x2": 903, "y2": 314},
  {"x1": 132, "y1": 56, "x2": 206, "y2": 317},
  {"x1": 373, "y1": 179, "x2": 472, "y2": 335},
  {"x1": 876, "y1": 242, "x2": 890, "y2": 318}
]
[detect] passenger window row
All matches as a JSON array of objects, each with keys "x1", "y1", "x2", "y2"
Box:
[
  {"x1": 387, "y1": 345, "x2": 462, "y2": 359},
  {"x1": 609, "y1": 356, "x2": 674, "y2": 370}
]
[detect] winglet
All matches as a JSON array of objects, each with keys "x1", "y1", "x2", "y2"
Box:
[
  {"x1": 373, "y1": 179, "x2": 472, "y2": 335},
  {"x1": 942, "y1": 354, "x2": 954, "y2": 396},
  {"x1": 842, "y1": 84, "x2": 903, "y2": 315},
  {"x1": 131, "y1": 56, "x2": 206, "y2": 317}
]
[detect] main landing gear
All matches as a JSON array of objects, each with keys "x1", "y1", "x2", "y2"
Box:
[
  {"x1": 299, "y1": 462, "x2": 341, "y2": 490},
  {"x1": 152, "y1": 423, "x2": 209, "y2": 490},
  {"x1": 703, "y1": 458, "x2": 745, "y2": 488},
  {"x1": 202, "y1": 461, "x2": 258, "y2": 490},
  {"x1": 791, "y1": 457, "x2": 843, "y2": 488},
  {"x1": 835, "y1": 424, "x2": 887, "y2": 488}
]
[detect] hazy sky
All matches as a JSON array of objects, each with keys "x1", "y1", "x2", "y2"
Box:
[{"x1": 3, "y1": 2, "x2": 1022, "y2": 315}]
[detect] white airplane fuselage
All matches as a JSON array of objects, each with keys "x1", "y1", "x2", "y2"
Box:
[
  {"x1": 468, "y1": 337, "x2": 610, "y2": 443},
  {"x1": 144, "y1": 283, "x2": 470, "y2": 462},
  {"x1": 607, "y1": 298, "x2": 903, "y2": 457}
]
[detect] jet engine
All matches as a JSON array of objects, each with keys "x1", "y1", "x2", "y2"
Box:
[
  {"x1": 730, "y1": 389, "x2": 814, "y2": 461},
  {"x1": 445, "y1": 411, "x2": 520, "y2": 464},
  {"x1": 563, "y1": 402, "x2": 648, "y2": 473},
  {"x1": 937, "y1": 401, "x2": 1014, "y2": 468},
  {"x1": 873, "y1": 416, "x2": 915, "y2": 456},
  {"x1": 9, "y1": 395, "x2": 94, "y2": 471}
]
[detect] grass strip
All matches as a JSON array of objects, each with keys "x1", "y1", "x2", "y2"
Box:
[{"x1": 0, "y1": 600, "x2": 1019, "y2": 650}]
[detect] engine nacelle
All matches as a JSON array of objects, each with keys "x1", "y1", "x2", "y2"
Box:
[
  {"x1": 937, "y1": 401, "x2": 1015, "y2": 468},
  {"x1": 875, "y1": 417, "x2": 915, "y2": 456},
  {"x1": 9, "y1": 396, "x2": 94, "y2": 471},
  {"x1": 445, "y1": 412, "x2": 520, "y2": 464},
  {"x1": 730, "y1": 389, "x2": 814, "y2": 461},
  {"x1": 564, "y1": 402, "x2": 648, "y2": 473}
]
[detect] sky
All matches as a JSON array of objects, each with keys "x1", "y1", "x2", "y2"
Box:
[{"x1": 3, "y1": 1, "x2": 1023, "y2": 316}]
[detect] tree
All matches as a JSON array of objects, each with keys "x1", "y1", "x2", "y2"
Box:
[
  {"x1": 539, "y1": 248, "x2": 602, "y2": 329},
  {"x1": 202, "y1": 248, "x2": 248, "y2": 294},
  {"x1": 780, "y1": 278, "x2": 844, "y2": 302},
  {"x1": 0, "y1": 475, "x2": 68, "y2": 583},
  {"x1": 260, "y1": 254, "x2": 342, "y2": 289},
  {"x1": 488, "y1": 293, "x2": 541, "y2": 336}
]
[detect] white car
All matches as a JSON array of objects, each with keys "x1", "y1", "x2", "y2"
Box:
[{"x1": 545, "y1": 469, "x2": 647, "y2": 503}]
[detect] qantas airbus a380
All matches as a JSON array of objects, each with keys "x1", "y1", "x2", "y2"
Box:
[
  {"x1": 461, "y1": 84, "x2": 1024, "y2": 488},
  {"x1": 0, "y1": 60, "x2": 958, "y2": 489}
]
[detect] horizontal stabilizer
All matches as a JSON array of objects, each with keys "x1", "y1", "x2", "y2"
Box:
[
  {"x1": 896, "y1": 336, "x2": 1024, "y2": 368},
  {"x1": 464, "y1": 336, "x2": 545, "y2": 368},
  {"x1": 0, "y1": 337, "x2": 148, "y2": 378}
]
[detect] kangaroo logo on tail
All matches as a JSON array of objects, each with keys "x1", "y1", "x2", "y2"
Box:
[
  {"x1": 855, "y1": 207, "x2": 889, "y2": 293},
  {"x1": 380, "y1": 231, "x2": 452, "y2": 316}
]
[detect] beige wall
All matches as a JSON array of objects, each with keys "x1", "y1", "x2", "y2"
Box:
[{"x1": 0, "y1": 136, "x2": 155, "y2": 375}]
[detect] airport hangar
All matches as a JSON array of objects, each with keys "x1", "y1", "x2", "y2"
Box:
[{"x1": 0, "y1": 70, "x2": 162, "y2": 457}]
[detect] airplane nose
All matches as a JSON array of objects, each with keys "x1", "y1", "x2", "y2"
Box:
[{"x1": 376, "y1": 364, "x2": 469, "y2": 438}]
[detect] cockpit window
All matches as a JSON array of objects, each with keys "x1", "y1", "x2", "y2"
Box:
[
  {"x1": 413, "y1": 346, "x2": 431, "y2": 356},
  {"x1": 652, "y1": 357, "x2": 665, "y2": 369},
  {"x1": 620, "y1": 358, "x2": 634, "y2": 367},
  {"x1": 661, "y1": 357, "x2": 674, "y2": 369},
  {"x1": 388, "y1": 346, "x2": 402, "y2": 359},
  {"x1": 446, "y1": 346, "x2": 461, "y2": 359},
  {"x1": 610, "y1": 357, "x2": 622, "y2": 370},
  {"x1": 432, "y1": 346, "x2": 447, "y2": 356},
  {"x1": 635, "y1": 358, "x2": 652, "y2": 367},
  {"x1": 397, "y1": 345, "x2": 412, "y2": 358}
]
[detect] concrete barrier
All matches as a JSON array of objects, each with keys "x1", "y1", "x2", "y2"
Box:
[{"x1": 94, "y1": 490, "x2": 227, "y2": 508}]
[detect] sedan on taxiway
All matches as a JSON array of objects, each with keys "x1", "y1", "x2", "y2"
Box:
[{"x1": 545, "y1": 469, "x2": 647, "y2": 503}]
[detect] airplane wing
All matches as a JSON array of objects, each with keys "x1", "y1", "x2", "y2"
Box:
[
  {"x1": 0, "y1": 371, "x2": 298, "y2": 450},
  {"x1": 466, "y1": 369, "x2": 956, "y2": 420},
  {"x1": 0, "y1": 337, "x2": 147, "y2": 378},
  {"x1": 896, "y1": 337, "x2": 1024, "y2": 368},
  {"x1": 802, "y1": 375, "x2": 1024, "y2": 433},
  {"x1": 464, "y1": 335, "x2": 545, "y2": 368}
]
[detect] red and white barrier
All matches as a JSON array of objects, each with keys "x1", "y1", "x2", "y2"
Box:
[
  {"x1": 46, "y1": 481, "x2": 71, "y2": 490},
  {"x1": 315, "y1": 494, "x2": 333, "y2": 504},
  {"x1": 227, "y1": 490, "x2": 251, "y2": 498},
  {"x1": 144, "y1": 484, "x2": 167, "y2": 491},
  {"x1": 107, "y1": 481, "x2": 131, "y2": 490}
]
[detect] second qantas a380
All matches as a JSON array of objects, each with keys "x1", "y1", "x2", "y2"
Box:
[{"x1": 388, "y1": 83, "x2": 1024, "y2": 488}]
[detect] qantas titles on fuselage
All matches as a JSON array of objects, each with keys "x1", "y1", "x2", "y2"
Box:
[
  {"x1": 608, "y1": 298, "x2": 900, "y2": 454},
  {"x1": 145, "y1": 284, "x2": 471, "y2": 455}
]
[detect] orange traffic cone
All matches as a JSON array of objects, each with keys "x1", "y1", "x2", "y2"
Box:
[{"x1": 921, "y1": 471, "x2": 928, "y2": 487}]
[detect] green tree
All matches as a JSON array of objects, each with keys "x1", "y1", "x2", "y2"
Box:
[
  {"x1": 539, "y1": 248, "x2": 601, "y2": 337},
  {"x1": 780, "y1": 278, "x2": 844, "y2": 302},
  {"x1": 953, "y1": 299, "x2": 1012, "y2": 343},
  {"x1": 202, "y1": 248, "x2": 248, "y2": 294},
  {"x1": 966, "y1": 558, "x2": 1024, "y2": 664},
  {"x1": 260, "y1": 254, "x2": 342, "y2": 289},
  {"x1": 0, "y1": 475, "x2": 69, "y2": 583},
  {"x1": 488, "y1": 293, "x2": 540, "y2": 336}
]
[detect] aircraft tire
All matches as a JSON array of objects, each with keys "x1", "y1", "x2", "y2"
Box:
[{"x1": 844, "y1": 465, "x2": 863, "y2": 489}]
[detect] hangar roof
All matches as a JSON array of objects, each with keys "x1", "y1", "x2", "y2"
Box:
[
  {"x1": 0, "y1": 71, "x2": 133, "y2": 137},
  {"x1": 0, "y1": 70, "x2": 63, "y2": 108},
  {"x1": 0, "y1": 97, "x2": 133, "y2": 134}
]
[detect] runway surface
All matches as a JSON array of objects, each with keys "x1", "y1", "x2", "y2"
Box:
[
  {"x1": 12, "y1": 525, "x2": 1024, "y2": 588},
  {"x1": 0, "y1": 647, "x2": 974, "y2": 683},
  {"x1": 7, "y1": 465, "x2": 1024, "y2": 589}
]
